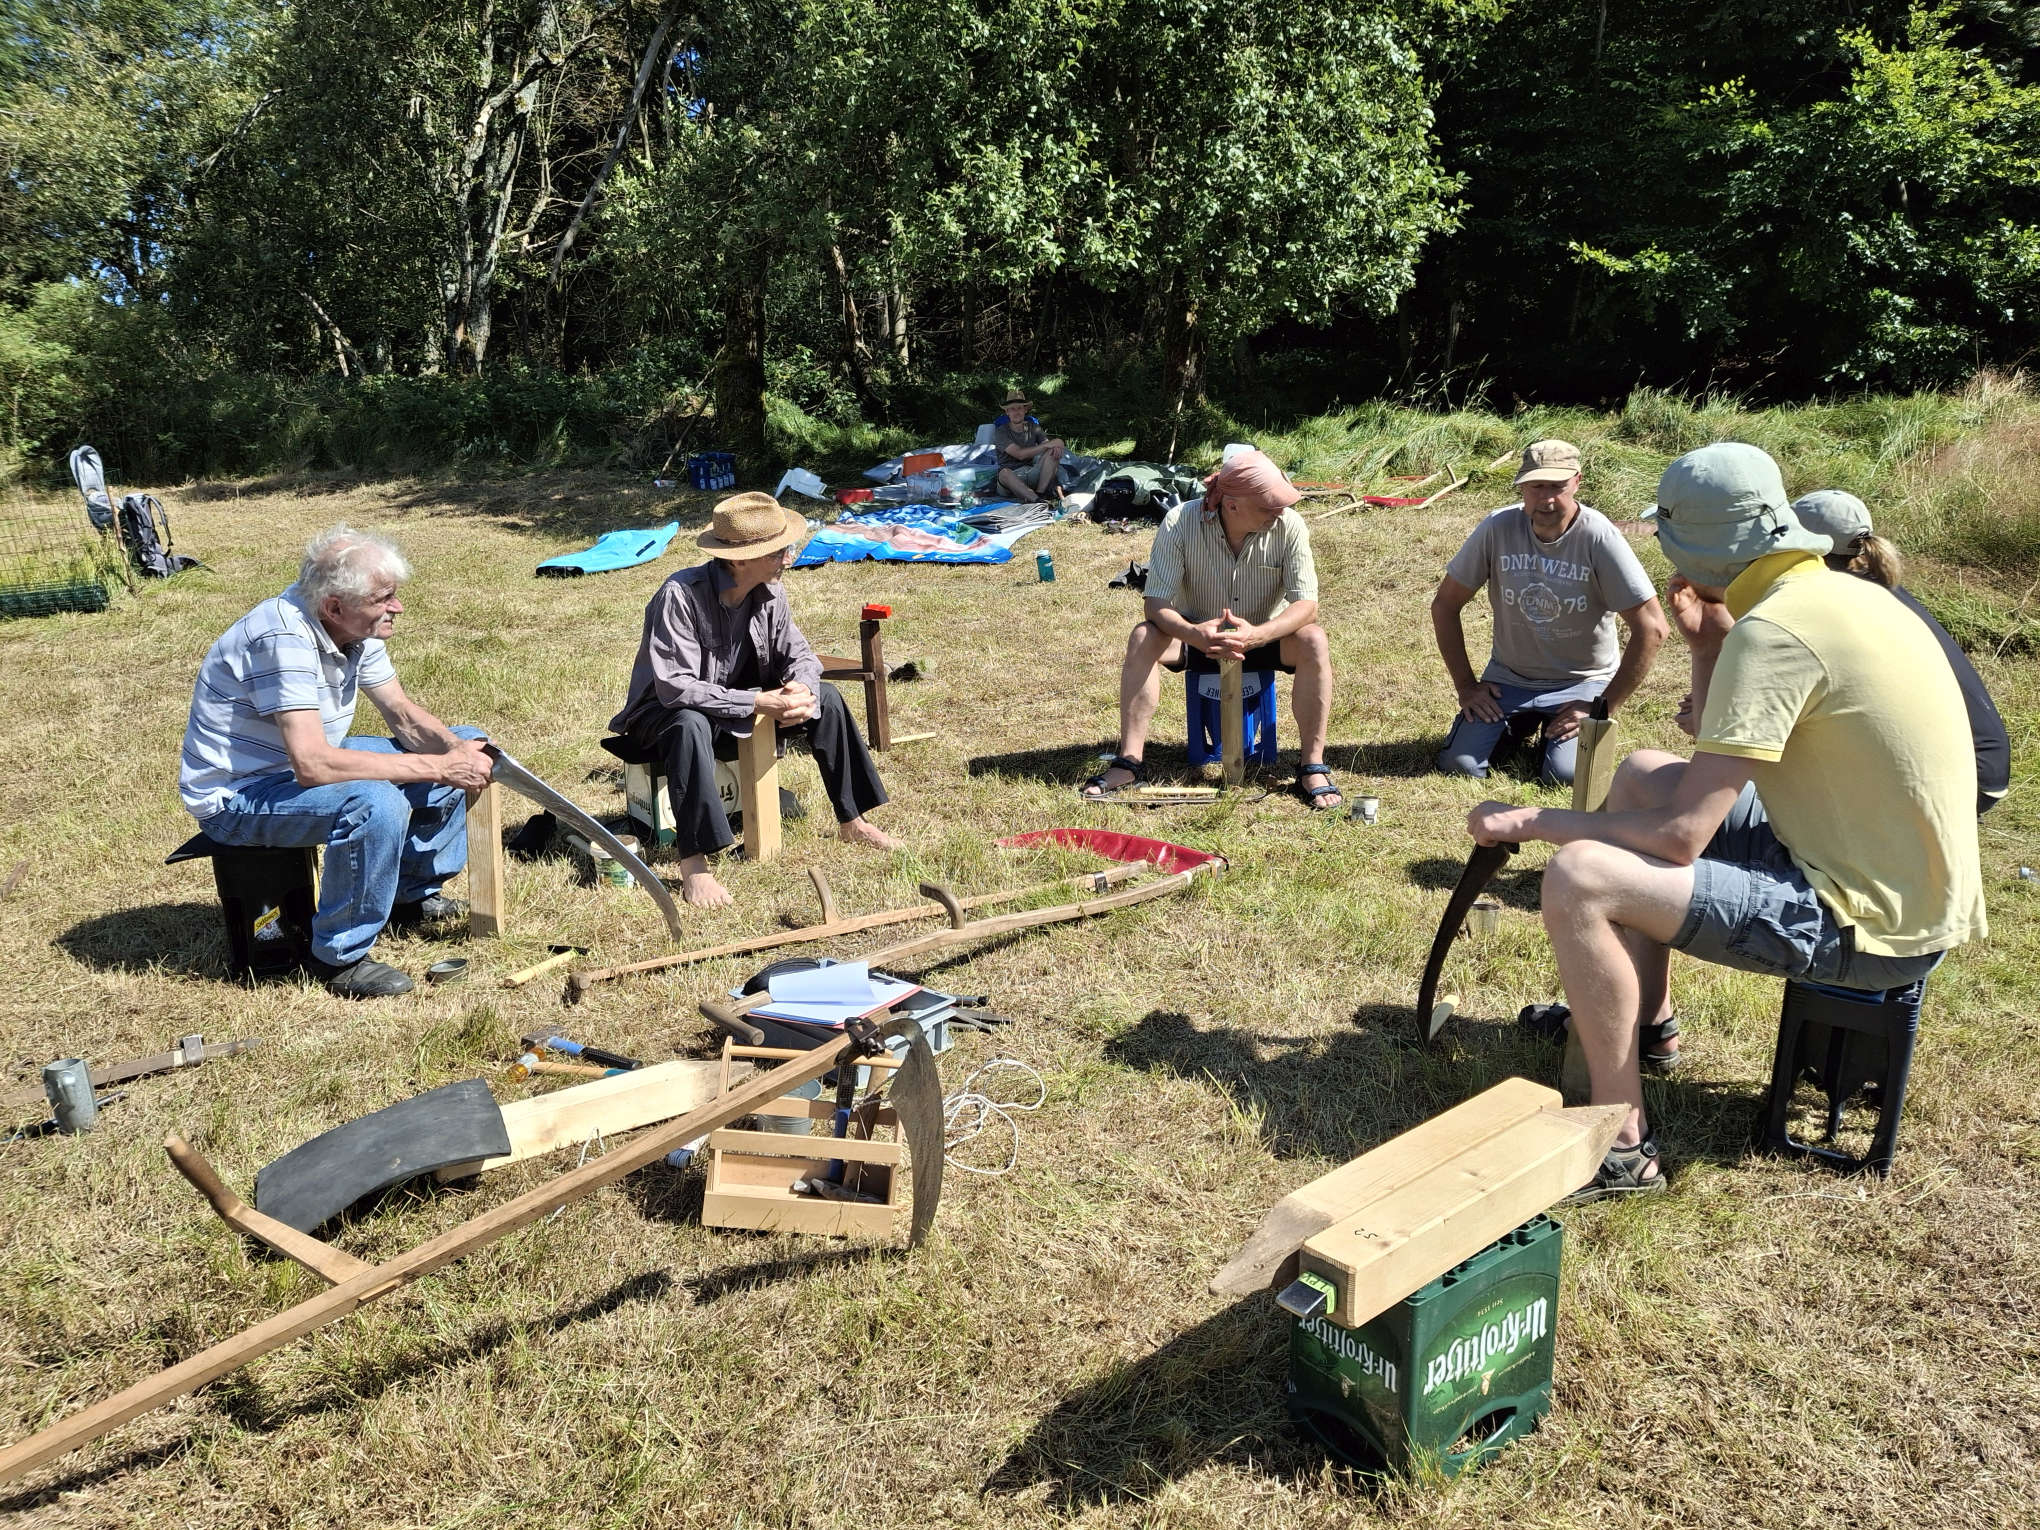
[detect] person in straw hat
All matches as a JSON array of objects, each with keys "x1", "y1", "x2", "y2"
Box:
[
  {"x1": 611, "y1": 492, "x2": 897, "y2": 907},
  {"x1": 991, "y1": 386, "x2": 1066, "y2": 504},
  {"x1": 1432, "y1": 438, "x2": 1666, "y2": 787},
  {"x1": 1465, "y1": 442, "x2": 1984, "y2": 1200}
]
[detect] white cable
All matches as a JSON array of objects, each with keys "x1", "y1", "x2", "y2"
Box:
[{"x1": 942, "y1": 1058, "x2": 1044, "y2": 1176}]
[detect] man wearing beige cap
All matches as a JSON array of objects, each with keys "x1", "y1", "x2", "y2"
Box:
[
  {"x1": 612, "y1": 493, "x2": 897, "y2": 907},
  {"x1": 1431, "y1": 439, "x2": 1665, "y2": 786}
]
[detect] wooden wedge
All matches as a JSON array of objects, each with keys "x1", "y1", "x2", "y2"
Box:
[
  {"x1": 1299, "y1": 1101, "x2": 1629, "y2": 1330},
  {"x1": 0, "y1": 1024, "x2": 907, "y2": 1488},
  {"x1": 435, "y1": 1059, "x2": 739, "y2": 1180},
  {"x1": 1210, "y1": 1078, "x2": 1560, "y2": 1297}
]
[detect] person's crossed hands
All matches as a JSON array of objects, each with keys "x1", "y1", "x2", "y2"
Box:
[{"x1": 756, "y1": 682, "x2": 819, "y2": 725}]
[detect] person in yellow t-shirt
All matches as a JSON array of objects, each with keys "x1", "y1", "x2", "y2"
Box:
[{"x1": 1463, "y1": 442, "x2": 1985, "y2": 1202}]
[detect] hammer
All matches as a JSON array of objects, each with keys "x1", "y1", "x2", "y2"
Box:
[{"x1": 501, "y1": 944, "x2": 591, "y2": 989}]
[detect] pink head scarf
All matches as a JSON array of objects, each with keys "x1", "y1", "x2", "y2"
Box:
[{"x1": 1202, "y1": 449, "x2": 1300, "y2": 513}]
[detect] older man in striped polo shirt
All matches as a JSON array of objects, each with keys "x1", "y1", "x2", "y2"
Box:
[
  {"x1": 1083, "y1": 449, "x2": 1341, "y2": 808},
  {"x1": 180, "y1": 526, "x2": 492, "y2": 998}
]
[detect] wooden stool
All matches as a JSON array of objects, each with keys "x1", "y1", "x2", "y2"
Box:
[{"x1": 818, "y1": 613, "x2": 892, "y2": 750}]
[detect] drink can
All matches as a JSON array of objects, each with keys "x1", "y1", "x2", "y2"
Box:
[{"x1": 1036, "y1": 550, "x2": 1056, "y2": 582}]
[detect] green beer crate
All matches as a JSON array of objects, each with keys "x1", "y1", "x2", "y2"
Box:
[{"x1": 1286, "y1": 1215, "x2": 1561, "y2": 1476}]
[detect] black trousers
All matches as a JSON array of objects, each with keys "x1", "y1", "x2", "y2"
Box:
[{"x1": 627, "y1": 682, "x2": 888, "y2": 858}]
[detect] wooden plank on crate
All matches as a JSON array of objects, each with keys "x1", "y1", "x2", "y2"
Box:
[
  {"x1": 1299, "y1": 1102, "x2": 1628, "y2": 1330},
  {"x1": 708, "y1": 1128, "x2": 902, "y2": 1165},
  {"x1": 466, "y1": 781, "x2": 506, "y2": 938},
  {"x1": 434, "y1": 1060, "x2": 740, "y2": 1181},
  {"x1": 1210, "y1": 1077, "x2": 1561, "y2": 1297}
]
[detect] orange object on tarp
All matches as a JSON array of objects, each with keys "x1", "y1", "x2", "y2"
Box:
[
  {"x1": 837, "y1": 487, "x2": 875, "y2": 505},
  {"x1": 1363, "y1": 495, "x2": 1427, "y2": 507},
  {"x1": 862, "y1": 603, "x2": 892, "y2": 620},
  {"x1": 901, "y1": 451, "x2": 945, "y2": 477},
  {"x1": 997, "y1": 827, "x2": 1225, "y2": 875}
]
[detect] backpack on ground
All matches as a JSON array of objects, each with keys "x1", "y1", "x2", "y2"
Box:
[
  {"x1": 68, "y1": 443, "x2": 203, "y2": 578},
  {"x1": 1090, "y1": 462, "x2": 1203, "y2": 522}
]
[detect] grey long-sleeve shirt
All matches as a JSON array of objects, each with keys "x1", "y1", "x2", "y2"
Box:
[{"x1": 611, "y1": 560, "x2": 823, "y2": 738}]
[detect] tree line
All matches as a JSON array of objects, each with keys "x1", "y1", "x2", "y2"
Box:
[{"x1": 2, "y1": 0, "x2": 2036, "y2": 478}]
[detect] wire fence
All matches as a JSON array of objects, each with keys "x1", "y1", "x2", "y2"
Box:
[{"x1": 0, "y1": 497, "x2": 114, "y2": 619}]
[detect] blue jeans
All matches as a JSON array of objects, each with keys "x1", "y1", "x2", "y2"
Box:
[
  {"x1": 1436, "y1": 677, "x2": 1604, "y2": 787},
  {"x1": 1673, "y1": 784, "x2": 1945, "y2": 992},
  {"x1": 196, "y1": 727, "x2": 484, "y2": 966}
]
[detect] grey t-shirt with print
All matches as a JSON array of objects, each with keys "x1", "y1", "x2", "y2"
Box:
[{"x1": 1444, "y1": 504, "x2": 1657, "y2": 688}]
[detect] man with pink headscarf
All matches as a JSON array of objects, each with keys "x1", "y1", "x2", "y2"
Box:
[{"x1": 1082, "y1": 448, "x2": 1341, "y2": 808}]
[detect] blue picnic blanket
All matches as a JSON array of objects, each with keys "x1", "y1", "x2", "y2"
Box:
[{"x1": 793, "y1": 504, "x2": 1051, "y2": 567}]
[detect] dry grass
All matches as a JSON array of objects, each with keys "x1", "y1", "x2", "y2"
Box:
[{"x1": 0, "y1": 461, "x2": 2036, "y2": 1528}]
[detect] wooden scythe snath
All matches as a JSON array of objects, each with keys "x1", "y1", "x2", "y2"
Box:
[{"x1": 1414, "y1": 840, "x2": 1517, "y2": 1044}]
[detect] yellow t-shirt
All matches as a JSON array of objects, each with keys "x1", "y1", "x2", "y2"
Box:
[{"x1": 1697, "y1": 551, "x2": 1987, "y2": 957}]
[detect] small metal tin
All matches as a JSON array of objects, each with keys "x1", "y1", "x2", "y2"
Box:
[
  {"x1": 1465, "y1": 897, "x2": 1503, "y2": 939},
  {"x1": 1035, "y1": 550, "x2": 1056, "y2": 582},
  {"x1": 42, "y1": 1058, "x2": 97, "y2": 1134},
  {"x1": 425, "y1": 958, "x2": 470, "y2": 985},
  {"x1": 1351, "y1": 795, "x2": 1380, "y2": 824}
]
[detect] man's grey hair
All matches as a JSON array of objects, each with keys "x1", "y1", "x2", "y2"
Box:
[{"x1": 298, "y1": 525, "x2": 411, "y2": 607}]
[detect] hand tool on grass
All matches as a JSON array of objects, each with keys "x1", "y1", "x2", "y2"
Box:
[
  {"x1": 482, "y1": 743, "x2": 684, "y2": 942},
  {"x1": 507, "y1": 1054, "x2": 613, "y2": 1080},
  {"x1": 1414, "y1": 841, "x2": 1517, "y2": 1044},
  {"x1": 2, "y1": 1036, "x2": 256, "y2": 1118},
  {"x1": 0, "y1": 1014, "x2": 941, "y2": 1488},
  {"x1": 519, "y1": 1032, "x2": 641, "y2": 1070},
  {"x1": 567, "y1": 862, "x2": 1146, "y2": 999},
  {"x1": 501, "y1": 943, "x2": 591, "y2": 989}
]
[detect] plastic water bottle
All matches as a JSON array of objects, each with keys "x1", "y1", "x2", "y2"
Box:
[{"x1": 1036, "y1": 550, "x2": 1055, "y2": 582}]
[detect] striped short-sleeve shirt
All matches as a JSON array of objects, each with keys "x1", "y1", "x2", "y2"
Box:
[
  {"x1": 1143, "y1": 498, "x2": 1317, "y2": 626},
  {"x1": 179, "y1": 583, "x2": 396, "y2": 817}
]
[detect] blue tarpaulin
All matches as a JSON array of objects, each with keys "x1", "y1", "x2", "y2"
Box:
[{"x1": 793, "y1": 504, "x2": 1050, "y2": 567}]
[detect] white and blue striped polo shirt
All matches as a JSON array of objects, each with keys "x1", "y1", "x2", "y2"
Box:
[{"x1": 179, "y1": 582, "x2": 397, "y2": 818}]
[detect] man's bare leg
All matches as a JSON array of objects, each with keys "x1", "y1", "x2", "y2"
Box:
[
  {"x1": 677, "y1": 852, "x2": 733, "y2": 908},
  {"x1": 839, "y1": 815, "x2": 899, "y2": 851},
  {"x1": 1279, "y1": 624, "x2": 1340, "y2": 808},
  {"x1": 1086, "y1": 623, "x2": 1177, "y2": 795},
  {"x1": 1605, "y1": 749, "x2": 1691, "y2": 1051},
  {"x1": 997, "y1": 466, "x2": 1041, "y2": 502},
  {"x1": 1038, "y1": 445, "x2": 1065, "y2": 498},
  {"x1": 1540, "y1": 839, "x2": 1695, "y2": 1172}
]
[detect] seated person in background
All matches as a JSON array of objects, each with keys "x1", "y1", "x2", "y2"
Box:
[
  {"x1": 1083, "y1": 448, "x2": 1343, "y2": 809},
  {"x1": 611, "y1": 493, "x2": 896, "y2": 909},
  {"x1": 1432, "y1": 440, "x2": 1666, "y2": 785},
  {"x1": 1467, "y1": 443, "x2": 1986, "y2": 1200},
  {"x1": 180, "y1": 526, "x2": 492, "y2": 999},
  {"x1": 1791, "y1": 490, "x2": 2010, "y2": 816},
  {"x1": 992, "y1": 387, "x2": 1065, "y2": 504}
]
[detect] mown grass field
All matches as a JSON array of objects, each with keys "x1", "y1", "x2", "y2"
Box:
[{"x1": 0, "y1": 391, "x2": 2035, "y2": 1528}]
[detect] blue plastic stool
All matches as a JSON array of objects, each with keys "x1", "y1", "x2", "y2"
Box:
[{"x1": 1185, "y1": 667, "x2": 1279, "y2": 768}]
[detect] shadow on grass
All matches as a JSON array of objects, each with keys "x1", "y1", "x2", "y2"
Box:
[
  {"x1": 683, "y1": 1246, "x2": 880, "y2": 1305},
  {"x1": 984, "y1": 1297, "x2": 1331, "y2": 1508},
  {"x1": 969, "y1": 739, "x2": 1194, "y2": 788},
  {"x1": 1109, "y1": 1006, "x2": 1770, "y2": 1177},
  {"x1": 0, "y1": 1439, "x2": 193, "y2": 1515},
  {"x1": 1405, "y1": 855, "x2": 1545, "y2": 912},
  {"x1": 54, "y1": 901, "x2": 228, "y2": 980}
]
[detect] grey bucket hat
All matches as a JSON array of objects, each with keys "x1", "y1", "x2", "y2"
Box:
[
  {"x1": 1790, "y1": 490, "x2": 1873, "y2": 547},
  {"x1": 1642, "y1": 443, "x2": 1832, "y2": 587}
]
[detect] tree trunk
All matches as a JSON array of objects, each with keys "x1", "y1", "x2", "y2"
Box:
[
  {"x1": 886, "y1": 272, "x2": 910, "y2": 366},
  {"x1": 827, "y1": 242, "x2": 884, "y2": 417},
  {"x1": 550, "y1": 4, "x2": 678, "y2": 287},
  {"x1": 1136, "y1": 288, "x2": 1202, "y2": 462},
  {"x1": 715, "y1": 254, "x2": 770, "y2": 472}
]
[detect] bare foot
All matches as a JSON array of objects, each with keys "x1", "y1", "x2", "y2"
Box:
[
  {"x1": 838, "y1": 817, "x2": 900, "y2": 852},
  {"x1": 677, "y1": 854, "x2": 733, "y2": 907}
]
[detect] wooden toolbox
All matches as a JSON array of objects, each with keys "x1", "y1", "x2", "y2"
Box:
[{"x1": 700, "y1": 1040, "x2": 906, "y2": 1238}]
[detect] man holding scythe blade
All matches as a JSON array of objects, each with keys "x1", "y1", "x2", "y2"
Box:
[{"x1": 1461, "y1": 444, "x2": 1985, "y2": 1201}]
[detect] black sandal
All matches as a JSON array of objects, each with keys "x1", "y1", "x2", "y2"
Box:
[
  {"x1": 1560, "y1": 1133, "x2": 1668, "y2": 1204},
  {"x1": 1296, "y1": 761, "x2": 1343, "y2": 811},
  {"x1": 1081, "y1": 753, "x2": 1147, "y2": 799},
  {"x1": 1517, "y1": 1003, "x2": 1682, "y2": 1073}
]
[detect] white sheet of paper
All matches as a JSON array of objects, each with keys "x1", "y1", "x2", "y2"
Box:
[{"x1": 767, "y1": 961, "x2": 874, "y2": 1006}]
